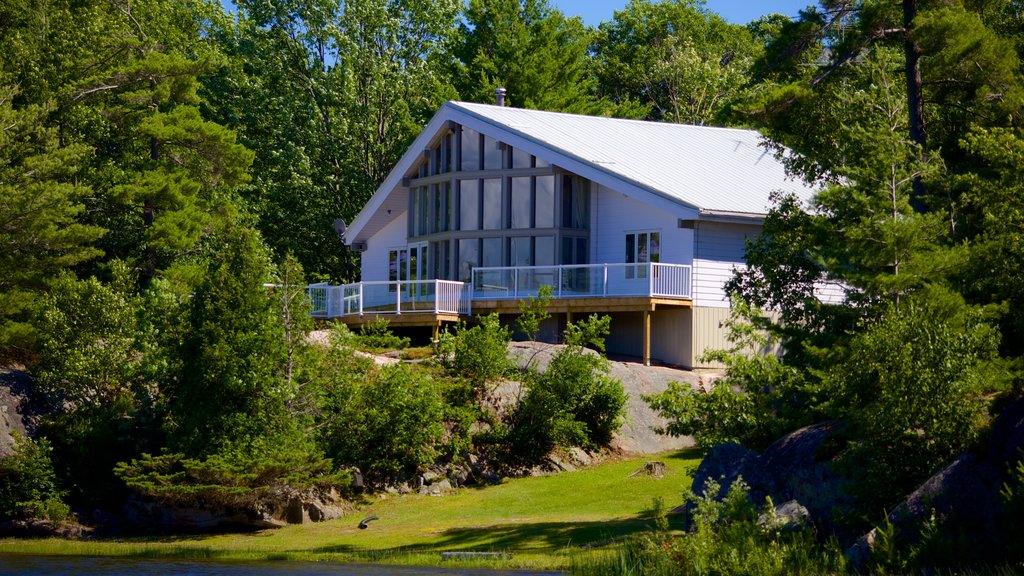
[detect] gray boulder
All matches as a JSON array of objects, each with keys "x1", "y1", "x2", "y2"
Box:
[
  {"x1": 846, "y1": 396, "x2": 1024, "y2": 568},
  {"x1": 688, "y1": 421, "x2": 852, "y2": 533}
]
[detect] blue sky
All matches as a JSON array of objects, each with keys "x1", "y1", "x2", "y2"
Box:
[{"x1": 551, "y1": 0, "x2": 817, "y2": 26}]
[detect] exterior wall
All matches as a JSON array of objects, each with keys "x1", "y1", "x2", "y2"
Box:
[
  {"x1": 605, "y1": 312, "x2": 644, "y2": 359},
  {"x1": 691, "y1": 306, "x2": 733, "y2": 368},
  {"x1": 361, "y1": 213, "x2": 407, "y2": 282},
  {"x1": 692, "y1": 221, "x2": 760, "y2": 308},
  {"x1": 591, "y1": 184, "x2": 695, "y2": 266},
  {"x1": 651, "y1": 308, "x2": 693, "y2": 368}
]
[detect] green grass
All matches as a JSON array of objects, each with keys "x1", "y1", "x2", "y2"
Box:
[{"x1": 0, "y1": 450, "x2": 702, "y2": 571}]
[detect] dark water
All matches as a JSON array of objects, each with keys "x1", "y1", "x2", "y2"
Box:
[{"x1": 0, "y1": 555, "x2": 563, "y2": 576}]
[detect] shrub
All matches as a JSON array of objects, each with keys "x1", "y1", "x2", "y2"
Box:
[
  {"x1": 573, "y1": 479, "x2": 845, "y2": 576},
  {"x1": 505, "y1": 315, "x2": 626, "y2": 465},
  {"x1": 0, "y1": 435, "x2": 70, "y2": 522},
  {"x1": 828, "y1": 298, "x2": 997, "y2": 509},
  {"x1": 645, "y1": 301, "x2": 811, "y2": 450},
  {"x1": 515, "y1": 284, "x2": 553, "y2": 340},
  {"x1": 319, "y1": 363, "x2": 445, "y2": 485},
  {"x1": 445, "y1": 314, "x2": 513, "y2": 385},
  {"x1": 355, "y1": 317, "x2": 410, "y2": 350}
]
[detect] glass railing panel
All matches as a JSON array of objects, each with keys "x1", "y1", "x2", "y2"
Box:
[{"x1": 472, "y1": 268, "x2": 515, "y2": 299}]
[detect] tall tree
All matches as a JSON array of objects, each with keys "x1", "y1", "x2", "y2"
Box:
[
  {"x1": 592, "y1": 0, "x2": 761, "y2": 124},
  {"x1": 0, "y1": 83, "x2": 104, "y2": 358},
  {"x1": 205, "y1": 0, "x2": 459, "y2": 282},
  {"x1": 456, "y1": 0, "x2": 600, "y2": 113}
]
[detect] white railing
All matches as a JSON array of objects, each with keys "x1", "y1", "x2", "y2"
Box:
[
  {"x1": 471, "y1": 262, "x2": 692, "y2": 301},
  {"x1": 308, "y1": 280, "x2": 470, "y2": 318}
]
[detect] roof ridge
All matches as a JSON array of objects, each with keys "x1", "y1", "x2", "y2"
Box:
[{"x1": 447, "y1": 100, "x2": 762, "y2": 136}]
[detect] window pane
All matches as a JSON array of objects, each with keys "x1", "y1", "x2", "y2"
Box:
[
  {"x1": 535, "y1": 156, "x2": 550, "y2": 168},
  {"x1": 650, "y1": 232, "x2": 660, "y2": 263},
  {"x1": 482, "y1": 237, "x2": 502, "y2": 267},
  {"x1": 535, "y1": 175, "x2": 554, "y2": 228},
  {"x1": 511, "y1": 237, "x2": 531, "y2": 267},
  {"x1": 625, "y1": 233, "x2": 635, "y2": 264},
  {"x1": 511, "y1": 177, "x2": 531, "y2": 229},
  {"x1": 512, "y1": 147, "x2": 531, "y2": 169},
  {"x1": 399, "y1": 249, "x2": 408, "y2": 281},
  {"x1": 461, "y1": 127, "x2": 480, "y2": 171},
  {"x1": 484, "y1": 135, "x2": 503, "y2": 170},
  {"x1": 458, "y1": 239, "x2": 478, "y2": 282},
  {"x1": 483, "y1": 178, "x2": 502, "y2": 230},
  {"x1": 576, "y1": 238, "x2": 588, "y2": 264},
  {"x1": 639, "y1": 233, "x2": 648, "y2": 263},
  {"x1": 535, "y1": 236, "x2": 554, "y2": 266},
  {"x1": 459, "y1": 180, "x2": 479, "y2": 230},
  {"x1": 389, "y1": 250, "x2": 398, "y2": 282}
]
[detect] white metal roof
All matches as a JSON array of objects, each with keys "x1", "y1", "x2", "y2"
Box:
[{"x1": 346, "y1": 101, "x2": 816, "y2": 244}]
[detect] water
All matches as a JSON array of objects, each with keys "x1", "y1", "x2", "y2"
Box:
[{"x1": 0, "y1": 555, "x2": 563, "y2": 576}]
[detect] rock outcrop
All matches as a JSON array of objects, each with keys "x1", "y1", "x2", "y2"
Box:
[
  {"x1": 0, "y1": 368, "x2": 39, "y2": 457},
  {"x1": 122, "y1": 486, "x2": 350, "y2": 532},
  {"x1": 689, "y1": 421, "x2": 853, "y2": 535},
  {"x1": 846, "y1": 396, "x2": 1024, "y2": 568}
]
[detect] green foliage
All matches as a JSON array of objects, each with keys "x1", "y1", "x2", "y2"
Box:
[
  {"x1": 356, "y1": 317, "x2": 411, "y2": 351},
  {"x1": 576, "y1": 479, "x2": 844, "y2": 576},
  {"x1": 1000, "y1": 451, "x2": 1024, "y2": 562},
  {"x1": 34, "y1": 268, "x2": 142, "y2": 409},
  {"x1": 115, "y1": 449, "x2": 346, "y2": 508},
  {"x1": 0, "y1": 435, "x2": 69, "y2": 522},
  {"x1": 827, "y1": 295, "x2": 998, "y2": 509},
  {"x1": 445, "y1": 314, "x2": 513, "y2": 385},
  {"x1": 456, "y1": 0, "x2": 600, "y2": 113},
  {"x1": 319, "y1": 363, "x2": 445, "y2": 485},
  {"x1": 0, "y1": 81, "x2": 104, "y2": 360},
  {"x1": 505, "y1": 315, "x2": 626, "y2": 465},
  {"x1": 169, "y1": 225, "x2": 293, "y2": 458},
  {"x1": 516, "y1": 284, "x2": 553, "y2": 341},
  {"x1": 592, "y1": 0, "x2": 761, "y2": 124},
  {"x1": 646, "y1": 302, "x2": 812, "y2": 449}
]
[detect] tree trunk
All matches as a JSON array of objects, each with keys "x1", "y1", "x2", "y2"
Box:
[{"x1": 903, "y1": 0, "x2": 927, "y2": 210}]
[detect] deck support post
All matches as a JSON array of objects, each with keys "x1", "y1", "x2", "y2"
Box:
[
  {"x1": 433, "y1": 320, "x2": 440, "y2": 343},
  {"x1": 642, "y1": 310, "x2": 651, "y2": 366}
]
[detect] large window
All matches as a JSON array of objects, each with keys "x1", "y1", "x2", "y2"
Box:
[
  {"x1": 562, "y1": 175, "x2": 589, "y2": 229},
  {"x1": 625, "y1": 231, "x2": 660, "y2": 279}
]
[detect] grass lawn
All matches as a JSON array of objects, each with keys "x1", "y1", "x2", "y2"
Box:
[{"x1": 0, "y1": 450, "x2": 701, "y2": 571}]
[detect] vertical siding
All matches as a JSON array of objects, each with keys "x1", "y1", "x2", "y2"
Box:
[
  {"x1": 692, "y1": 221, "x2": 760, "y2": 308},
  {"x1": 361, "y1": 213, "x2": 407, "y2": 282},
  {"x1": 591, "y1": 184, "x2": 695, "y2": 266},
  {"x1": 691, "y1": 306, "x2": 734, "y2": 368}
]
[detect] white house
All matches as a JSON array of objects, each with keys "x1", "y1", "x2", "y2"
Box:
[{"x1": 314, "y1": 100, "x2": 821, "y2": 368}]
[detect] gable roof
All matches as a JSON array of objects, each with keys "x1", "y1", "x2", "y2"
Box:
[{"x1": 346, "y1": 101, "x2": 816, "y2": 244}]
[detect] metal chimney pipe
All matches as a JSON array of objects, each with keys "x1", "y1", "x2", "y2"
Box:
[{"x1": 495, "y1": 87, "x2": 506, "y2": 107}]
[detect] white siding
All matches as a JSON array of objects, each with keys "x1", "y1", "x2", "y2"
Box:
[
  {"x1": 814, "y1": 280, "x2": 848, "y2": 305},
  {"x1": 692, "y1": 221, "x2": 759, "y2": 308},
  {"x1": 591, "y1": 183, "x2": 696, "y2": 266},
  {"x1": 360, "y1": 213, "x2": 407, "y2": 282}
]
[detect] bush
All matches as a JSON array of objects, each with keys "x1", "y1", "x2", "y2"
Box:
[
  {"x1": 319, "y1": 363, "x2": 445, "y2": 485},
  {"x1": 573, "y1": 479, "x2": 845, "y2": 576},
  {"x1": 645, "y1": 301, "x2": 811, "y2": 450},
  {"x1": 0, "y1": 435, "x2": 70, "y2": 522},
  {"x1": 355, "y1": 317, "x2": 410, "y2": 350},
  {"x1": 828, "y1": 298, "x2": 997, "y2": 509},
  {"x1": 505, "y1": 315, "x2": 626, "y2": 465},
  {"x1": 444, "y1": 314, "x2": 513, "y2": 385}
]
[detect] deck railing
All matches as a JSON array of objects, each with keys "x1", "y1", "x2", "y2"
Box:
[
  {"x1": 471, "y1": 262, "x2": 692, "y2": 301},
  {"x1": 308, "y1": 263, "x2": 692, "y2": 318},
  {"x1": 308, "y1": 279, "x2": 470, "y2": 318}
]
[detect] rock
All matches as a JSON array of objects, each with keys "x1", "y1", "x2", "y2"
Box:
[
  {"x1": 845, "y1": 396, "x2": 1024, "y2": 569},
  {"x1": 0, "y1": 368, "x2": 39, "y2": 458},
  {"x1": 688, "y1": 422, "x2": 852, "y2": 534},
  {"x1": 758, "y1": 499, "x2": 811, "y2": 531},
  {"x1": 122, "y1": 486, "x2": 349, "y2": 532}
]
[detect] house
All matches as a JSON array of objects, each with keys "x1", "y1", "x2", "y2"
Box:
[{"x1": 313, "y1": 99, "x2": 823, "y2": 368}]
